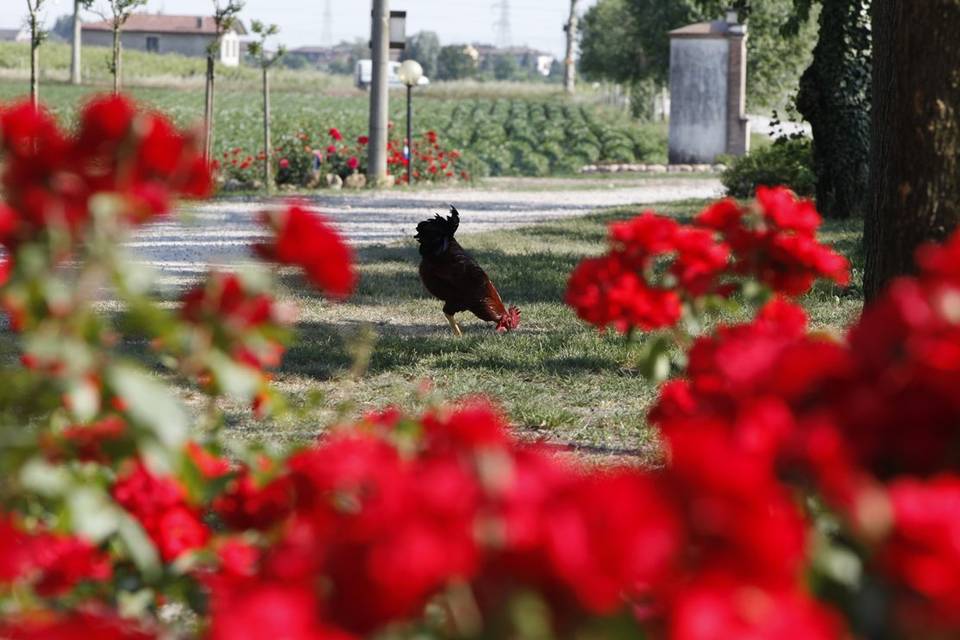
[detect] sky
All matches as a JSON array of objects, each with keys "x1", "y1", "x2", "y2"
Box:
[{"x1": 1, "y1": 0, "x2": 600, "y2": 57}]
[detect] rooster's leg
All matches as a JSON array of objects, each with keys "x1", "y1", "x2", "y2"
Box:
[{"x1": 444, "y1": 313, "x2": 463, "y2": 337}]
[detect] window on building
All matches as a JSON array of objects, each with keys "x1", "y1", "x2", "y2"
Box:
[{"x1": 146, "y1": 36, "x2": 159, "y2": 53}]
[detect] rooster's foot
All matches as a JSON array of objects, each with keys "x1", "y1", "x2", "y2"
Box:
[{"x1": 444, "y1": 313, "x2": 463, "y2": 337}]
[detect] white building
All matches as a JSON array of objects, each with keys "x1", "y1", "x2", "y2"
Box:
[
  {"x1": 81, "y1": 14, "x2": 246, "y2": 67},
  {"x1": 0, "y1": 27, "x2": 30, "y2": 43}
]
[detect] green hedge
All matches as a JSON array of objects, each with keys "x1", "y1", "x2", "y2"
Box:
[{"x1": 721, "y1": 138, "x2": 816, "y2": 199}]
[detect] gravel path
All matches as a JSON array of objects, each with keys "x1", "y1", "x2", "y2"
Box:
[{"x1": 130, "y1": 177, "x2": 722, "y2": 288}]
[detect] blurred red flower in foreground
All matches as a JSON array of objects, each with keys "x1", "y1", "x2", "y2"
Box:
[
  {"x1": 0, "y1": 95, "x2": 210, "y2": 253},
  {"x1": 255, "y1": 205, "x2": 356, "y2": 299},
  {"x1": 111, "y1": 460, "x2": 209, "y2": 562},
  {"x1": 567, "y1": 188, "x2": 849, "y2": 334}
]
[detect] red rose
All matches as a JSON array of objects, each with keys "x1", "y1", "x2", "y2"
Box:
[{"x1": 256, "y1": 205, "x2": 356, "y2": 299}]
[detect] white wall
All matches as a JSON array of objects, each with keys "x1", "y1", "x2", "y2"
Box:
[
  {"x1": 220, "y1": 32, "x2": 240, "y2": 67},
  {"x1": 82, "y1": 30, "x2": 240, "y2": 66},
  {"x1": 668, "y1": 38, "x2": 729, "y2": 164}
]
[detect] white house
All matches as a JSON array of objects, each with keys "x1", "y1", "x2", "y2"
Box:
[
  {"x1": 0, "y1": 27, "x2": 30, "y2": 43},
  {"x1": 81, "y1": 14, "x2": 246, "y2": 67}
]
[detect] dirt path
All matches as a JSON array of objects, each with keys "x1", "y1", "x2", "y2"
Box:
[{"x1": 129, "y1": 176, "x2": 722, "y2": 288}]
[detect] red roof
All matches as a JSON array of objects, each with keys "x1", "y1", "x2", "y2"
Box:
[{"x1": 82, "y1": 14, "x2": 246, "y2": 36}]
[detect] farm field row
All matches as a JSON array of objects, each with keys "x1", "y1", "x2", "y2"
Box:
[{"x1": 0, "y1": 80, "x2": 667, "y2": 179}]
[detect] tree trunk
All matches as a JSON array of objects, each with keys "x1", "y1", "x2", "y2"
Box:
[
  {"x1": 112, "y1": 25, "x2": 121, "y2": 94},
  {"x1": 30, "y1": 40, "x2": 39, "y2": 107},
  {"x1": 795, "y1": 0, "x2": 871, "y2": 220},
  {"x1": 262, "y1": 65, "x2": 272, "y2": 194},
  {"x1": 28, "y1": 10, "x2": 39, "y2": 107},
  {"x1": 862, "y1": 0, "x2": 960, "y2": 300},
  {"x1": 71, "y1": 0, "x2": 82, "y2": 85},
  {"x1": 563, "y1": 0, "x2": 580, "y2": 95},
  {"x1": 203, "y1": 53, "x2": 216, "y2": 161}
]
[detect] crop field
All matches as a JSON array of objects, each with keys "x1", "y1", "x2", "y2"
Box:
[{"x1": 0, "y1": 72, "x2": 666, "y2": 179}]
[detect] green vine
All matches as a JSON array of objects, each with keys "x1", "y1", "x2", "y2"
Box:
[{"x1": 792, "y1": 0, "x2": 872, "y2": 219}]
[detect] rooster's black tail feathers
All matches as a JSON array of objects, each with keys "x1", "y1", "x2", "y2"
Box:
[{"x1": 414, "y1": 205, "x2": 460, "y2": 257}]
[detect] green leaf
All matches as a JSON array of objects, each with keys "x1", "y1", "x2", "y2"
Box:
[
  {"x1": 207, "y1": 351, "x2": 262, "y2": 401},
  {"x1": 117, "y1": 512, "x2": 161, "y2": 579},
  {"x1": 66, "y1": 377, "x2": 101, "y2": 423},
  {"x1": 118, "y1": 588, "x2": 156, "y2": 619},
  {"x1": 20, "y1": 457, "x2": 71, "y2": 496},
  {"x1": 68, "y1": 485, "x2": 121, "y2": 543},
  {"x1": 108, "y1": 363, "x2": 188, "y2": 451}
]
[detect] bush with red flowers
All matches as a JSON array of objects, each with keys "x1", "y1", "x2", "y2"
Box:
[
  {"x1": 225, "y1": 126, "x2": 470, "y2": 189},
  {"x1": 565, "y1": 187, "x2": 850, "y2": 378},
  {"x1": 4, "y1": 93, "x2": 960, "y2": 640}
]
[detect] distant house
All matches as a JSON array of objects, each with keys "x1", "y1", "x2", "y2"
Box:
[
  {"x1": 472, "y1": 44, "x2": 555, "y2": 77},
  {"x1": 0, "y1": 27, "x2": 30, "y2": 43},
  {"x1": 288, "y1": 42, "x2": 366, "y2": 69},
  {"x1": 81, "y1": 14, "x2": 247, "y2": 67}
]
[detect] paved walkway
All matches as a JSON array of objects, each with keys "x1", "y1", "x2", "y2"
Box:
[{"x1": 129, "y1": 177, "x2": 723, "y2": 288}]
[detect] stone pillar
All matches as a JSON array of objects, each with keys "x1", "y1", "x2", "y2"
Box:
[
  {"x1": 668, "y1": 16, "x2": 750, "y2": 164},
  {"x1": 726, "y1": 26, "x2": 749, "y2": 157}
]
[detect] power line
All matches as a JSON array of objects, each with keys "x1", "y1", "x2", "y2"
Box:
[{"x1": 492, "y1": 0, "x2": 511, "y2": 48}]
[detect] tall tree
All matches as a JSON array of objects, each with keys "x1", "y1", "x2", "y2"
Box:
[
  {"x1": 25, "y1": 0, "x2": 46, "y2": 107},
  {"x1": 579, "y1": 0, "x2": 643, "y2": 85},
  {"x1": 203, "y1": 0, "x2": 244, "y2": 161},
  {"x1": 436, "y1": 45, "x2": 476, "y2": 81},
  {"x1": 789, "y1": 0, "x2": 871, "y2": 220},
  {"x1": 404, "y1": 31, "x2": 440, "y2": 79},
  {"x1": 99, "y1": 0, "x2": 146, "y2": 94},
  {"x1": 862, "y1": 1, "x2": 960, "y2": 299},
  {"x1": 579, "y1": 0, "x2": 653, "y2": 117},
  {"x1": 71, "y1": 0, "x2": 93, "y2": 85},
  {"x1": 492, "y1": 53, "x2": 520, "y2": 81},
  {"x1": 248, "y1": 20, "x2": 284, "y2": 194},
  {"x1": 563, "y1": 0, "x2": 580, "y2": 94}
]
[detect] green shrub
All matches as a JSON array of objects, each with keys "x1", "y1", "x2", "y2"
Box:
[{"x1": 721, "y1": 137, "x2": 816, "y2": 198}]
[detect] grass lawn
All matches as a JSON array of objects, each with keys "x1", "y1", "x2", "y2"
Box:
[
  {"x1": 0, "y1": 198, "x2": 862, "y2": 461},
  {"x1": 214, "y1": 199, "x2": 864, "y2": 462}
]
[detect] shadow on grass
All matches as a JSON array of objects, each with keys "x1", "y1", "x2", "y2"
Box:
[{"x1": 280, "y1": 246, "x2": 585, "y2": 307}]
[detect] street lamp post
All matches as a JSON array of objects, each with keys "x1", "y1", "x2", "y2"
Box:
[{"x1": 398, "y1": 59, "x2": 423, "y2": 186}]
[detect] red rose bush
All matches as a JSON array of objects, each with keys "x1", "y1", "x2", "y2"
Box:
[
  {"x1": 1, "y1": 95, "x2": 959, "y2": 639},
  {"x1": 228, "y1": 126, "x2": 469, "y2": 189}
]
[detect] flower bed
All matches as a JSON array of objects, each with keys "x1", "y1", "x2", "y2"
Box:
[{"x1": 217, "y1": 126, "x2": 469, "y2": 190}]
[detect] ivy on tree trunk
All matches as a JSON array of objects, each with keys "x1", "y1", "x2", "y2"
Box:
[
  {"x1": 862, "y1": 0, "x2": 960, "y2": 299},
  {"x1": 795, "y1": 0, "x2": 871, "y2": 220}
]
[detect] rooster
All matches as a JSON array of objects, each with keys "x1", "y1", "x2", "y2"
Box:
[{"x1": 414, "y1": 205, "x2": 521, "y2": 336}]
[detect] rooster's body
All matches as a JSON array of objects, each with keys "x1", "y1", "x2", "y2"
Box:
[{"x1": 414, "y1": 206, "x2": 520, "y2": 335}]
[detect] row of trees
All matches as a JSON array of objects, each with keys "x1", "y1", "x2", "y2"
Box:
[
  {"x1": 403, "y1": 32, "x2": 561, "y2": 83},
  {"x1": 20, "y1": 0, "x2": 244, "y2": 162}
]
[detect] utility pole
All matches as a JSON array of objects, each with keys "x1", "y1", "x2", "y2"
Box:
[
  {"x1": 563, "y1": 0, "x2": 579, "y2": 95},
  {"x1": 492, "y1": 0, "x2": 511, "y2": 48},
  {"x1": 321, "y1": 0, "x2": 333, "y2": 47},
  {"x1": 367, "y1": 0, "x2": 389, "y2": 186}
]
